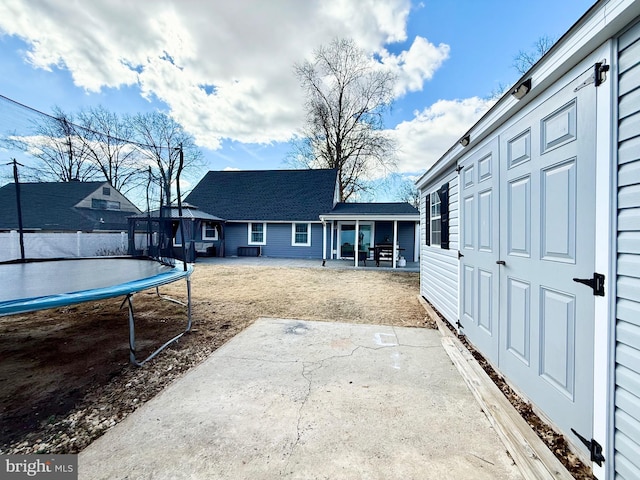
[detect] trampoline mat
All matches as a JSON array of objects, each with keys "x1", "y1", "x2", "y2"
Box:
[{"x1": 0, "y1": 257, "x2": 191, "y2": 315}]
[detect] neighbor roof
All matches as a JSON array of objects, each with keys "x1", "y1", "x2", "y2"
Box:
[
  {"x1": 185, "y1": 169, "x2": 338, "y2": 221},
  {"x1": 0, "y1": 181, "x2": 137, "y2": 231}
]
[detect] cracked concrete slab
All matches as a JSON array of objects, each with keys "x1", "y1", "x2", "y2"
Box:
[{"x1": 79, "y1": 318, "x2": 522, "y2": 479}]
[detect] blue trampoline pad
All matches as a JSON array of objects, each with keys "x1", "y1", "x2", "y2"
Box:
[{"x1": 0, "y1": 257, "x2": 193, "y2": 316}]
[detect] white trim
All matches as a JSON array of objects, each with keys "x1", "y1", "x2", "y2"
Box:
[
  {"x1": 248, "y1": 222, "x2": 267, "y2": 245},
  {"x1": 320, "y1": 214, "x2": 419, "y2": 222},
  {"x1": 593, "y1": 39, "x2": 616, "y2": 480},
  {"x1": 228, "y1": 220, "x2": 322, "y2": 224},
  {"x1": 291, "y1": 222, "x2": 311, "y2": 247},
  {"x1": 201, "y1": 221, "x2": 218, "y2": 241}
]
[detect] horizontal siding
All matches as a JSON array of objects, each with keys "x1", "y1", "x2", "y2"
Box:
[
  {"x1": 419, "y1": 168, "x2": 459, "y2": 326},
  {"x1": 223, "y1": 223, "x2": 323, "y2": 258},
  {"x1": 615, "y1": 18, "x2": 640, "y2": 479}
]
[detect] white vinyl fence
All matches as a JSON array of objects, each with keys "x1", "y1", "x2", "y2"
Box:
[{"x1": 0, "y1": 230, "x2": 128, "y2": 262}]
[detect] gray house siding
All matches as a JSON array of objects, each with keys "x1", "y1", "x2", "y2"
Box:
[
  {"x1": 397, "y1": 222, "x2": 416, "y2": 262},
  {"x1": 420, "y1": 169, "x2": 459, "y2": 325},
  {"x1": 222, "y1": 223, "x2": 247, "y2": 256},
  {"x1": 614, "y1": 19, "x2": 640, "y2": 480},
  {"x1": 223, "y1": 222, "x2": 323, "y2": 258}
]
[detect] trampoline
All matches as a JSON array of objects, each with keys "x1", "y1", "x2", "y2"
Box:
[{"x1": 0, "y1": 256, "x2": 194, "y2": 366}]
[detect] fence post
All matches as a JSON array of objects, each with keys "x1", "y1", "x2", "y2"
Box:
[
  {"x1": 77, "y1": 231, "x2": 82, "y2": 257},
  {"x1": 120, "y1": 231, "x2": 126, "y2": 254}
]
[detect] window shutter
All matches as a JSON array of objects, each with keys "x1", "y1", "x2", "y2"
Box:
[
  {"x1": 440, "y1": 183, "x2": 449, "y2": 250},
  {"x1": 425, "y1": 193, "x2": 431, "y2": 246}
]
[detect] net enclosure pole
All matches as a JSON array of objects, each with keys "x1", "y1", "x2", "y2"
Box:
[{"x1": 12, "y1": 159, "x2": 25, "y2": 261}]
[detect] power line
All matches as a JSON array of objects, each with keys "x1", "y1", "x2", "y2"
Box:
[{"x1": 0, "y1": 93, "x2": 173, "y2": 152}]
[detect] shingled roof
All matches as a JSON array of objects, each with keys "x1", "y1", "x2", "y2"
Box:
[
  {"x1": 0, "y1": 181, "x2": 140, "y2": 231},
  {"x1": 185, "y1": 169, "x2": 338, "y2": 221},
  {"x1": 326, "y1": 202, "x2": 419, "y2": 216}
]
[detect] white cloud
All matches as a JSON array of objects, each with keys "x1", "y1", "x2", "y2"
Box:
[
  {"x1": 381, "y1": 37, "x2": 450, "y2": 97},
  {"x1": 0, "y1": 0, "x2": 450, "y2": 151},
  {"x1": 390, "y1": 97, "x2": 496, "y2": 173}
]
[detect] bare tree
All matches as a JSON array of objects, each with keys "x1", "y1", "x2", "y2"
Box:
[
  {"x1": 396, "y1": 178, "x2": 420, "y2": 209},
  {"x1": 293, "y1": 38, "x2": 397, "y2": 201},
  {"x1": 75, "y1": 106, "x2": 143, "y2": 192},
  {"x1": 129, "y1": 112, "x2": 203, "y2": 206},
  {"x1": 513, "y1": 35, "x2": 556, "y2": 75},
  {"x1": 6, "y1": 107, "x2": 98, "y2": 182}
]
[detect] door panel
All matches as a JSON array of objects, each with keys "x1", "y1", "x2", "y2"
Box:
[
  {"x1": 499, "y1": 71, "x2": 596, "y2": 450},
  {"x1": 459, "y1": 138, "x2": 500, "y2": 363}
]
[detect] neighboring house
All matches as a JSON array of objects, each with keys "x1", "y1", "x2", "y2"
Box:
[
  {"x1": 416, "y1": 1, "x2": 640, "y2": 478},
  {"x1": 184, "y1": 169, "x2": 419, "y2": 265},
  {"x1": 128, "y1": 203, "x2": 224, "y2": 262},
  {"x1": 0, "y1": 180, "x2": 140, "y2": 232},
  {"x1": 0, "y1": 181, "x2": 141, "y2": 260}
]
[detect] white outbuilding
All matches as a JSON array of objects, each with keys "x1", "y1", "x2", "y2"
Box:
[{"x1": 416, "y1": 1, "x2": 640, "y2": 478}]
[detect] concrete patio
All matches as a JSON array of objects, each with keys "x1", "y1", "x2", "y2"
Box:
[{"x1": 79, "y1": 318, "x2": 520, "y2": 480}]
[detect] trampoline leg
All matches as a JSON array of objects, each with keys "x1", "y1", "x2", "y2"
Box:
[
  {"x1": 186, "y1": 276, "x2": 192, "y2": 332},
  {"x1": 126, "y1": 294, "x2": 142, "y2": 367},
  {"x1": 125, "y1": 274, "x2": 193, "y2": 367}
]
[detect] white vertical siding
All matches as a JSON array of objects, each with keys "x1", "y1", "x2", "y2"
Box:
[
  {"x1": 614, "y1": 19, "x2": 640, "y2": 480},
  {"x1": 420, "y1": 168, "x2": 459, "y2": 325}
]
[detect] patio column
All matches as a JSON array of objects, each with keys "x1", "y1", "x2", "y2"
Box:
[
  {"x1": 392, "y1": 220, "x2": 398, "y2": 269},
  {"x1": 322, "y1": 221, "x2": 327, "y2": 263},
  {"x1": 414, "y1": 221, "x2": 420, "y2": 263},
  {"x1": 330, "y1": 221, "x2": 334, "y2": 259},
  {"x1": 354, "y1": 219, "x2": 360, "y2": 267}
]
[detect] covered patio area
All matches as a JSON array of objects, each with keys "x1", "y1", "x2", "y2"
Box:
[{"x1": 320, "y1": 203, "x2": 420, "y2": 269}]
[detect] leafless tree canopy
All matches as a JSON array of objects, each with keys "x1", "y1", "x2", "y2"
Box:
[
  {"x1": 75, "y1": 106, "x2": 141, "y2": 193},
  {"x1": 7, "y1": 107, "x2": 99, "y2": 183},
  {"x1": 293, "y1": 38, "x2": 397, "y2": 201},
  {"x1": 513, "y1": 35, "x2": 556, "y2": 75},
  {"x1": 129, "y1": 112, "x2": 203, "y2": 206},
  {"x1": 3, "y1": 103, "x2": 203, "y2": 209}
]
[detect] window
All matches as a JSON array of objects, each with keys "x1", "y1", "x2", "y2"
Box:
[
  {"x1": 102, "y1": 187, "x2": 111, "y2": 196},
  {"x1": 430, "y1": 191, "x2": 442, "y2": 246},
  {"x1": 248, "y1": 222, "x2": 266, "y2": 245},
  {"x1": 425, "y1": 182, "x2": 449, "y2": 249},
  {"x1": 292, "y1": 223, "x2": 311, "y2": 246},
  {"x1": 202, "y1": 222, "x2": 218, "y2": 240},
  {"x1": 92, "y1": 198, "x2": 121, "y2": 210}
]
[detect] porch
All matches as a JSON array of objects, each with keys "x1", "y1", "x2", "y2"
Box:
[{"x1": 319, "y1": 203, "x2": 420, "y2": 269}]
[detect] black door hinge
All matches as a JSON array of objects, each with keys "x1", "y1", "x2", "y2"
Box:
[
  {"x1": 594, "y1": 61, "x2": 610, "y2": 87},
  {"x1": 574, "y1": 59, "x2": 609, "y2": 92},
  {"x1": 456, "y1": 320, "x2": 464, "y2": 330},
  {"x1": 571, "y1": 429, "x2": 605, "y2": 466},
  {"x1": 573, "y1": 272, "x2": 605, "y2": 296},
  {"x1": 456, "y1": 165, "x2": 463, "y2": 173},
  {"x1": 458, "y1": 250, "x2": 464, "y2": 259}
]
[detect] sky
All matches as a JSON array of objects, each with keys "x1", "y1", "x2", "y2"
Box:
[{"x1": 0, "y1": 0, "x2": 596, "y2": 201}]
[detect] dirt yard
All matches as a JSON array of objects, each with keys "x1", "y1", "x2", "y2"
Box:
[{"x1": 0, "y1": 264, "x2": 430, "y2": 454}]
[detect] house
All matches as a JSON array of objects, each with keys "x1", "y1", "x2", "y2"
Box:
[
  {"x1": 0, "y1": 181, "x2": 140, "y2": 260},
  {"x1": 416, "y1": 1, "x2": 640, "y2": 478},
  {"x1": 184, "y1": 169, "x2": 419, "y2": 265},
  {"x1": 0, "y1": 180, "x2": 140, "y2": 232}
]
